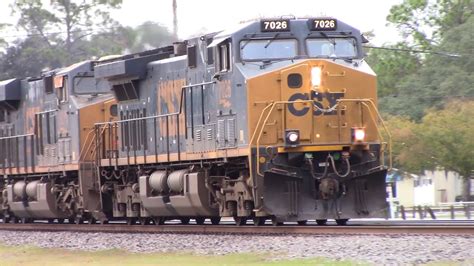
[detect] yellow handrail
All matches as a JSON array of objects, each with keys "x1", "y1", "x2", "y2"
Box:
[
  {"x1": 79, "y1": 129, "x2": 95, "y2": 161},
  {"x1": 79, "y1": 125, "x2": 109, "y2": 161},
  {"x1": 249, "y1": 98, "x2": 392, "y2": 177},
  {"x1": 339, "y1": 98, "x2": 392, "y2": 170},
  {"x1": 248, "y1": 99, "x2": 315, "y2": 177}
]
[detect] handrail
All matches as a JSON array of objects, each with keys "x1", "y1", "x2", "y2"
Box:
[
  {"x1": 248, "y1": 99, "x2": 313, "y2": 210},
  {"x1": 0, "y1": 133, "x2": 35, "y2": 172},
  {"x1": 79, "y1": 129, "x2": 95, "y2": 160},
  {"x1": 80, "y1": 125, "x2": 109, "y2": 161},
  {"x1": 92, "y1": 81, "x2": 216, "y2": 163},
  {"x1": 249, "y1": 98, "x2": 392, "y2": 178},
  {"x1": 0, "y1": 134, "x2": 34, "y2": 140},
  {"x1": 339, "y1": 98, "x2": 392, "y2": 170},
  {"x1": 94, "y1": 81, "x2": 216, "y2": 127}
]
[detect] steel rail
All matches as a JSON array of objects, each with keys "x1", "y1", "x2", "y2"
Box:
[{"x1": 0, "y1": 223, "x2": 472, "y2": 235}]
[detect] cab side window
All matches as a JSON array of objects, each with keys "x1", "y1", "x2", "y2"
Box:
[
  {"x1": 0, "y1": 110, "x2": 6, "y2": 123},
  {"x1": 218, "y1": 42, "x2": 231, "y2": 72},
  {"x1": 59, "y1": 78, "x2": 68, "y2": 103},
  {"x1": 54, "y1": 76, "x2": 68, "y2": 103}
]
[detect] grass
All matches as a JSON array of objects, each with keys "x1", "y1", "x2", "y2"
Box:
[
  {"x1": 424, "y1": 260, "x2": 474, "y2": 266},
  {"x1": 0, "y1": 245, "x2": 362, "y2": 266}
]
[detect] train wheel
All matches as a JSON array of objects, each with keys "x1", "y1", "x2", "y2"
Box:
[
  {"x1": 100, "y1": 219, "x2": 109, "y2": 225},
  {"x1": 297, "y1": 220, "x2": 307, "y2": 226},
  {"x1": 47, "y1": 219, "x2": 54, "y2": 224},
  {"x1": 234, "y1": 216, "x2": 247, "y2": 226},
  {"x1": 68, "y1": 218, "x2": 75, "y2": 224},
  {"x1": 10, "y1": 217, "x2": 19, "y2": 224},
  {"x1": 252, "y1": 217, "x2": 265, "y2": 226},
  {"x1": 21, "y1": 218, "x2": 32, "y2": 224},
  {"x1": 139, "y1": 218, "x2": 147, "y2": 225},
  {"x1": 335, "y1": 219, "x2": 349, "y2": 226},
  {"x1": 126, "y1": 218, "x2": 137, "y2": 225},
  {"x1": 154, "y1": 217, "x2": 165, "y2": 225},
  {"x1": 316, "y1": 219, "x2": 327, "y2": 226},
  {"x1": 195, "y1": 217, "x2": 205, "y2": 225},
  {"x1": 57, "y1": 219, "x2": 64, "y2": 224},
  {"x1": 2, "y1": 216, "x2": 10, "y2": 224},
  {"x1": 271, "y1": 216, "x2": 283, "y2": 226},
  {"x1": 180, "y1": 217, "x2": 190, "y2": 225},
  {"x1": 75, "y1": 217, "x2": 84, "y2": 225},
  {"x1": 210, "y1": 217, "x2": 221, "y2": 225},
  {"x1": 88, "y1": 217, "x2": 96, "y2": 225}
]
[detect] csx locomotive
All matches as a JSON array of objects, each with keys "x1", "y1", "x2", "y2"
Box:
[{"x1": 0, "y1": 17, "x2": 391, "y2": 226}]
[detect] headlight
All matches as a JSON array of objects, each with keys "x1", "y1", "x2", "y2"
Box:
[
  {"x1": 311, "y1": 67, "x2": 322, "y2": 87},
  {"x1": 352, "y1": 127, "x2": 366, "y2": 142},
  {"x1": 285, "y1": 129, "x2": 300, "y2": 147}
]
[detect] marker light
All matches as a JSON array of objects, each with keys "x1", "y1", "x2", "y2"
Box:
[
  {"x1": 352, "y1": 128, "x2": 366, "y2": 142},
  {"x1": 311, "y1": 67, "x2": 322, "y2": 87},
  {"x1": 285, "y1": 129, "x2": 300, "y2": 147}
]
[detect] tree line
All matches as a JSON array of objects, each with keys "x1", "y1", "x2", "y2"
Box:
[
  {"x1": 366, "y1": 0, "x2": 474, "y2": 200},
  {"x1": 1, "y1": 0, "x2": 472, "y2": 199},
  {"x1": 0, "y1": 0, "x2": 177, "y2": 80}
]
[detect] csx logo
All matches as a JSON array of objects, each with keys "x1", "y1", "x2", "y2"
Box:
[{"x1": 288, "y1": 91, "x2": 344, "y2": 116}]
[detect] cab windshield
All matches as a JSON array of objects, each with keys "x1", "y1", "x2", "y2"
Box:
[
  {"x1": 240, "y1": 39, "x2": 297, "y2": 60},
  {"x1": 306, "y1": 38, "x2": 357, "y2": 58}
]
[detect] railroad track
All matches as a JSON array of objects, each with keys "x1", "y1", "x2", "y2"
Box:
[{"x1": 0, "y1": 222, "x2": 473, "y2": 235}]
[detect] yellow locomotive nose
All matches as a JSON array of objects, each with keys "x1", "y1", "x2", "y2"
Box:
[
  {"x1": 248, "y1": 59, "x2": 384, "y2": 151},
  {"x1": 247, "y1": 57, "x2": 390, "y2": 222}
]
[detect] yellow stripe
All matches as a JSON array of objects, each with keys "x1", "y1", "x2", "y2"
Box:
[
  {"x1": 277, "y1": 145, "x2": 345, "y2": 153},
  {"x1": 100, "y1": 147, "x2": 250, "y2": 167}
]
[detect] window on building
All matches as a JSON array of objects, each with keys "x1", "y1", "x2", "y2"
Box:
[{"x1": 438, "y1": 189, "x2": 447, "y2": 203}]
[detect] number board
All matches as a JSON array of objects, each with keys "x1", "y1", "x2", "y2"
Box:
[
  {"x1": 260, "y1": 19, "x2": 290, "y2": 32},
  {"x1": 308, "y1": 18, "x2": 337, "y2": 31}
]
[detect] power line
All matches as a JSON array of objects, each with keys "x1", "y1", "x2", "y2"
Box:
[
  {"x1": 363, "y1": 45, "x2": 468, "y2": 58},
  {"x1": 381, "y1": 95, "x2": 474, "y2": 100}
]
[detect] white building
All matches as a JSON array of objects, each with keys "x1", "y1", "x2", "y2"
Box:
[{"x1": 388, "y1": 169, "x2": 464, "y2": 207}]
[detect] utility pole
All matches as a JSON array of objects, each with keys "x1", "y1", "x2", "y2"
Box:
[{"x1": 172, "y1": 0, "x2": 178, "y2": 38}]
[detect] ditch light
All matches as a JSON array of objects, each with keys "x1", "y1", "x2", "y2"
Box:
[{"x1": 285, "y1": 129, "x2": 300, "y2": 147}]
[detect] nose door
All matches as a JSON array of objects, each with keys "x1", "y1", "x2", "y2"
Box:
[{"x1": 280, "y1": 64, "x2": 312, "y2": 143}]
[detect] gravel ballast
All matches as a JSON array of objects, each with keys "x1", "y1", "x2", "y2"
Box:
[{"x1": 0, "y1": 231, "x2": 472, "y2": 264}]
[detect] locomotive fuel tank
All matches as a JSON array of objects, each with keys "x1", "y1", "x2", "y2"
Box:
[
  {"x1": 7, "y1": 181, "x2": 69, "y2": 219},
  {"x1": 139, "y1": 170, "x2": 218, "y2": 218}
]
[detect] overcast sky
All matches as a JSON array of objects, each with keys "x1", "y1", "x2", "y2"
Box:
[{"x1": 0, "y1": 0, "x2": 403, "y2": 45}]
